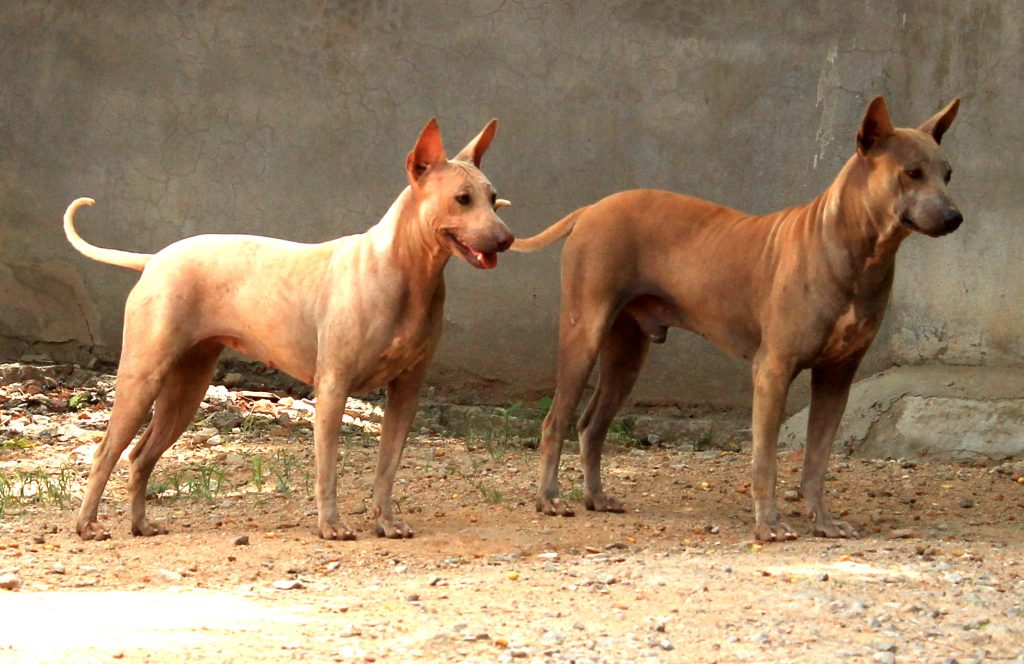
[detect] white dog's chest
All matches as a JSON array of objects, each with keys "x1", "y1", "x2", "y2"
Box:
[{"x1": 348, "y1": 326, "x2": 436, "y2": 393}]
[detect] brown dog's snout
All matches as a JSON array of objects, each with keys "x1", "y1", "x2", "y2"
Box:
[{"x1": 943, "y1": 209, "x2": 963, "y2": 234}]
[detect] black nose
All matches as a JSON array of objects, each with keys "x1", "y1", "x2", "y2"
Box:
[
  {"x1": 495, "y1": 232, "x2": 514, "y2": 253},
  {"x1": 944, "y1": 209, "x2": 963, "y2": 233}
]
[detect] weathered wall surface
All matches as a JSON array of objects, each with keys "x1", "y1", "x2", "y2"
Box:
[{"x1": 1, "y1": 1, "x2": 1022, "y2": 408}]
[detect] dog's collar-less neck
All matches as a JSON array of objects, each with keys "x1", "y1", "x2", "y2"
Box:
[
  {"x1": 815, "y1": 156, "x2": 907, "y2": 291},
  {"x1": 367, "y1": 186, "x2": 451, "y2": 289}
]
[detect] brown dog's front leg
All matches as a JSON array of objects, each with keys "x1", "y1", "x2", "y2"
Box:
[
  {"x1": 750, "y1": 355, "x2": 798, "y2": 542},
  {"x1": 313, "y1": 378, "x2": 355, "y2": 541},
  {"x1": 802, "y1": 362, "x2": 860, "y2": 538},
  {"x1": 370, "y1": 368, "x2": 427, "y2": 538}
]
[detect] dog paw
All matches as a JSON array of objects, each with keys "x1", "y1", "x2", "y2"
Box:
[
  {"x1": 77, "y1": 521, "x2": 112, "y2": 542},
  {"x1": 318, "y1": 521, "x2": 356, "y2": 541},
  {"x1": 812, "y1": 518, "x2": 858, "y2": 539},
  {"x1": 373, "y1": 517, "x2": 414, "y2": 539},
  {"x1": 536, "y1": 496, "x2": 575, "y2": 517},
  {"x1": 131, "y1": 519, "x2": 169, "y2": 537},
  {"x1": 584, "y1": 491, "x2": 625, "y2": 513},
  {"x1": 753, "y1": 519, "x2": 798, "y2": 542}
]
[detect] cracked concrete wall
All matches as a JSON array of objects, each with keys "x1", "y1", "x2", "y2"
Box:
[{"x1": 1, "y1": 1, "x2": 1022, "y2": 407}]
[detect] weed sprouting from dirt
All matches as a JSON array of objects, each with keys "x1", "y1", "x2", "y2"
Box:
[
  {"x1": 0, "y1": 466, "x2": 78, "y2": 515},
  {"x1": 564, "y1": 484, "x2": 584, "y2": 502},
  {"x1": 67, "y1": 392, "x2": 91, "y2": 411},
  {"x1": 268, "y1": 450, "x2": 302, "y2": 494},
  {"x1": 608, "y1": 416, "x2": 637, "y2": 445},
  {"x1": 147, "y1": 463, "x2": 225, "y2": 502},
  {"x1": 0, "y1": 469, "x2": 12, "y2": 518},
  {"x1": 692, "y1": 427, "x2": 716, "y2": 451},
  {"x1": 187, "y1": 463, "x2": 225, "y2": 501},
  {"x1": 474, "y1": 481, "x2": 504, "y2": 504},
  {"x1": 2, "y1": 437, "x2": 36, "y2": 450},
  {"x1": 250, "y1": 455, "x2": 267, "y2": 493}
]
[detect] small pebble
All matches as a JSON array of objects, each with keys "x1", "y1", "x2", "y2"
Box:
[
  {"x1": 959, "y1": 498, "x2": 975, "y2": 509},
  {"x1": 272, "y1": 579, "x2": 303, "y2": 590},
  {"x1": 649, "y1": 638, "x2": 674, "y2": 651},
  {"x1": 406, "y1": 593, "x2": 421, "y2": 602},
  {"x1": 0, "y1": 573, "x2": 21, "y2": 591},
  {"x1": 962, "y1": 618, "x2": 990, "y2": 631},
  {"x1": 890, "y1": 528, "x2": 920, "y2": 539},
  {"x1": 873, "y1": 653, "x2": 895, "y2": 664},
  {"x1": 232, "y1": 535, "x2": 250, "y2": 546},
  {"x1": 159, "y1": 569, "x2": 183, "y2": 582},
  {"x1": 783, "y1": 489, "x2": 800, "y2": 502}
]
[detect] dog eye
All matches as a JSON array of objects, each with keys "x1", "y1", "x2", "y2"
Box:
[
  {"x1": 455, "y1": 194, "x2": 471, "y2": 206},
  {"x1": 944, "y1": 170, "x2": 952, "y2": 184},
  {"x1": 905, "y1": 168, "x2": 924, "y2": 180}
]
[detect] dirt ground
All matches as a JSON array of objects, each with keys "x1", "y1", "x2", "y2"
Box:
[{"x1": 1, "y1": 366, "x2": 1023, "y2": 663}]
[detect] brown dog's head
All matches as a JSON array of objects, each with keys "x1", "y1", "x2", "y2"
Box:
[
  {"x1": 856, "y1": 96, "x2": 963, "y2": 237},
  {"x1": 405, "y1": 119, "x2": 514, "y2": 269}
]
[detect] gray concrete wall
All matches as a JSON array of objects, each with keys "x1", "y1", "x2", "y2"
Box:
[{"x1": 2, "y1": 1, "x2": 1022, "y2": 409}]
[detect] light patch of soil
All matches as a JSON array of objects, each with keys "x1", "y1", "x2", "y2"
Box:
[{"x1": 1, "y1": 370, "x2": 1023, "y2": 662}]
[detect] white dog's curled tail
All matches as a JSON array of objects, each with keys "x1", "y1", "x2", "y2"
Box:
[{"x1": 63, "y1": 198, "x2": 151, "y2": 271}]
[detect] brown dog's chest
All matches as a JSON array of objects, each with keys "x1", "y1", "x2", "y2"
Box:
[{"x1": 815, "y1": 301, "x2": 885, "y2": 365}]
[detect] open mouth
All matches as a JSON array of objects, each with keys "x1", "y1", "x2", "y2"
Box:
[
  {"x1": 899, "y1": 215, "x2": 920, "y2": 233},
  {"x1": 444, "y1": 231, "x2": 498, "y2": 270},
  {"x1": 902, "y1": 215, "x2": 957, "y2": 238}
]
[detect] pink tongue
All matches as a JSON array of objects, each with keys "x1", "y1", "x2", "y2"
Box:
[{"x1": 475, "y1": 251, "x2": 498, "y2": 270}]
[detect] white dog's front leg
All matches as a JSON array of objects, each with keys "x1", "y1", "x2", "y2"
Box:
[
  {"x1": 313, "y1": 375, "x2": 354, "y2": 540},
  {"x1": 371, "y1": 363, "x2": 429, "y2": 538}
]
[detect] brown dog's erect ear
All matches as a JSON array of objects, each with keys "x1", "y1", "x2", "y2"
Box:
[
  {"x1": 856, "y1": 96, "x2": 895, "y2": 156},
  {"x1": 406, "y1": 119, "x2": 447, "y2": 185},
  {"x1": 454, "y1": 119, "x2": 497, "y2": 167},
  {"x1": 918, "y1": 98, "x2": 960, "y2": 144}
]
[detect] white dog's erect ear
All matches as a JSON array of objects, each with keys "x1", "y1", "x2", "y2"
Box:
[
  {"x1": 454, "y1": 119, "x2": 497, "y2": 167},
  {"x1": 857, "y1": 96, "x2": 895, "y2": 156},
  {"x1": 918, "y1": 98, "x2": 960, "y2": 145},
  {"x1": 406, "y1": 118, "x2": 447, "y2": 185}
]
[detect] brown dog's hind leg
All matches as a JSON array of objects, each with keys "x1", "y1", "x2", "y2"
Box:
[
  {"x1": 76, "y1": 367, "x2": 169, "y2": 541},
  {"x1": 127, "y1": 341, "x2": 223, "y2": 537},
  {"x1": 577, "y1": 314, "x2": 650, "y2": 513},
  {"x1": 536, "y1": 304, "x2": 614, "y2": 517},
  {"x1": 750, "y1": 353, "x2": 798, "y2": 542},
  {"x1": 801, "y1": 361, "x2": 860, "y2": 538}
]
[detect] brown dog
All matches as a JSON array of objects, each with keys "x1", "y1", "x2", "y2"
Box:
[
  {"x1": 65, "y1": 119, "x2": 514, "y2": 541},
  {"x1": 513, "y1": 97, "x2": 961, "y2": 541}
]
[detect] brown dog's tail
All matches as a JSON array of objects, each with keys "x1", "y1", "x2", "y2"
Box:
[
  {"x1": 510, "y1": 206, "x2": 589, "y2": 253},
  {"x1": 64, "y1": 198, "x2": 151, "y2": 272}
]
